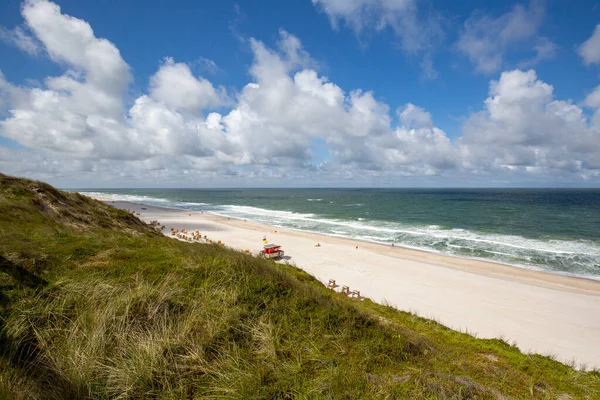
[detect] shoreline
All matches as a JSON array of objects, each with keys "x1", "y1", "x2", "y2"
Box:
[
  {"x1": 217, "y1": 214, "x2": 600, "y2": 295},
  {"x1": 100, "y1": 197, "x2": 600, "y2": 294},
  {"x1": 98, "y1": 197, "x2": 600, "y2": 368},
  {"x1": 88, "y1": 194, "x2": 600, "y2": 284},
  {"x1": 216, "y1": 212, "x2": 600, "y2": 289}
]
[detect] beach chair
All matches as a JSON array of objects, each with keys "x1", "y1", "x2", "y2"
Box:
[
  {"x1": 327, "y1": 279, "x2": 336, "y2": 289},
  {"x1": 341, "y1": 285, "x2": 350, "y2": 295},
  {"x1": 350, "y1": 290, "x2": 360, "y2": 299}
]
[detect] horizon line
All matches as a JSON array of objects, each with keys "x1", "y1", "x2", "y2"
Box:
[{"x1": 66, "y1": 186, "x2": 600, "y2": 190}]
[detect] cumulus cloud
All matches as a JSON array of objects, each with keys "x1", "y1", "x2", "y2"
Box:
[
  {"x1": 0, "y1": 0, "x2": 232, "y2": 161},
  {"x1": 1, "y1": 0, "x2": 131, "y2": 157},
  {"x1": 149, "y1": 57, "x2": 229, "y2": 112},
  {"x1": 578, "y1": 24, "x2": 600, "y2": 65},
  {"x1": 0, "y1": 1, "x2": 458, "y2": 183},
  {"x1": 215, "y1": 32, "x2": 460, "y2": 175},
  {"x1": 22, "y1": 0, "x2": 131, "y2": 95},
  {"x1": 457, "y1": 0, "x2": 549, "y2": 73},
  {"x1": 0, "y1": 0, "x2": 598, "y2": 186},
  {"x1": 460, "y1": 70, "x2": 600, "y2": 174},
  {"x1": 398, "y1": 103, "x2": 432, "y2": 129},
  {"x1": 219, "y1": 33, "x2": 403, "y2": 168}
]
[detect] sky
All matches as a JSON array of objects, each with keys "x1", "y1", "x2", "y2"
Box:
[{"x1": 0, "y1": 0, "x2": 600, "y2": 188}]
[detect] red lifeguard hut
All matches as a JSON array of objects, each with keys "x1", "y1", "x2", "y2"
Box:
[{"x1": 259, "y1": 244, "x2": 285, "y2": 259}]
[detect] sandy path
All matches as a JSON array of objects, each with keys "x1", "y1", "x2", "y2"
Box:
[{"x1": 109, "y1": 200, "x2": 600, "y2": 368}]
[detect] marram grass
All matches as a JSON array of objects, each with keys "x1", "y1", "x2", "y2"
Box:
[{"x1": 0, "y1": 173, "x2": 598, "y2": 399}]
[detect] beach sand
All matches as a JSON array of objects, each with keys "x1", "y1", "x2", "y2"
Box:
[{"x1": 107, "y1": 199, "x2": 600, "y2": 368}]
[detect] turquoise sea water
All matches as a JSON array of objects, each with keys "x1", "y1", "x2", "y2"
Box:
[{"x1": 77, "y1": 188, "x2": 600, "y2": 279}]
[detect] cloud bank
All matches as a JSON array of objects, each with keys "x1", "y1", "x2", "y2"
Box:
[{"x1": 0, "y1": 0, "x2": 599, "y2": 187}]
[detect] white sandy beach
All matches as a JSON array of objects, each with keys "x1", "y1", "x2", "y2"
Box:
[{"x1": 106, "y1": 199, "x2": 600, "y2": 368}]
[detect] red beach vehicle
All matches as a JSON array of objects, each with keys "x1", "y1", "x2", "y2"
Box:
[{"x1": 259, "y1": 244, "x2": 285, "y2": 259}]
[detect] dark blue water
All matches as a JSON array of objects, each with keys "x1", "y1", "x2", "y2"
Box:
[{"x1": 78, "y1": 188, "x2": 600, "y2": 279}]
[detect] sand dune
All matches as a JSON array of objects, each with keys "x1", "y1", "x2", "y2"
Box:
[{"x1": 108, "y1": 200, "x2": 600, "y2": 368}]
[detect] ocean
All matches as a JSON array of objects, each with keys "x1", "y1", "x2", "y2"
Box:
[{"x1": 77, "y1": 188, "x2": 600, "y2": 280}]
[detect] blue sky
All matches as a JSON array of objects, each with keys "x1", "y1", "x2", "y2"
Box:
[{"x1": 1, "y1": 0, "x2": 600, "y2": 187}]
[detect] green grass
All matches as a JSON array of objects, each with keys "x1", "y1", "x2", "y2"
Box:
[{"x1": 0, "y1": 173, "x2": 598, "y2": 399}]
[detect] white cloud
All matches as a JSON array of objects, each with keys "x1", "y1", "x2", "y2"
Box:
[
  {"x1": 0, "y1": 25, "x2": 40, "y2": 55},
  {"x1": 312, "y1": 0, "x2": 412, "y2": 31},
  {"x1": 398, "y1": 103, "x2": 432, "y2": 129},
  {"x1": 0, "y1": 71, "x2": 25, "y2": 115},
  {"x1": 218, "y1": 34, "x2": 400, "y2": 167},
  {"x1": 460, "y1": 70, "x2": 600, "y2": 173},
  {"x1": 584, "y1": 85, "x2": 600, "y2": 108},
  {"x1": 0, "y1": 0, "x2": 132, "y2": 157},
  {"x1": 195, "y1": 57, "x2": 224, "y2": 75},
  {"x1": 312, "y1": 0, "x2": 442, "y2": 79},
  {"x1": 0, "y1": 0, "x2": 599, "y2": 186},
  {"x1": 1, "y1": 0, "x2": 457, "y2": 181},
  {"x1": 518, "y1": 37, "x2": 557, "y2": 68},
  {"x1": 457, "y1": 0, "x2": 547, "y2": 73},
  {"x1": 584, "y1": 85, "x2": 600, "y2": 127},
  {"x1": 21, "y1": 0, "x2": 131, "y2": 95},
  {"x1": 149, "y1": 57, "x2": 229, "y2": 112},
  {"x1": 578, "y1": 24, "x2": 600, "y2": 65}
]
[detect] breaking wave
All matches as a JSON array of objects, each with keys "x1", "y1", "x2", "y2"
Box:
[{"x1": 208, "y1": 205, "x2": 600, "y2": 280}]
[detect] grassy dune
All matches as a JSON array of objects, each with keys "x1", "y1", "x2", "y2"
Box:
[{"x1": 0, "y1": 173, "x2": 598, "y2": 399}]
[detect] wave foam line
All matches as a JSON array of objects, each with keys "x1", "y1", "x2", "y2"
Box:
[
  {"x1": 79, "y1": 191, "x2": 209, "y2": 208},
  {"x1": 213, "y1": 205, "x2": 600, "y2": 261}
]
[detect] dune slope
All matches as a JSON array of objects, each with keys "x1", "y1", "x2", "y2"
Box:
[{"x1": 0, "y1": 173, "x2": 598, "y2": 399}]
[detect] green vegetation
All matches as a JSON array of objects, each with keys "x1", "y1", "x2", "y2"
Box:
[{"x1": 0, "y1": 173, "x2": 598, "y2": 399}]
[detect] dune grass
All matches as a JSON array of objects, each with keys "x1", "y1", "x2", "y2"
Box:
[{"x1": 0, "y1": 173, "x2": 598, "y2": 399}]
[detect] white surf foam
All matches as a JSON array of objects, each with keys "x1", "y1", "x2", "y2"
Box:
[
  {"x1": 209, "y1": 203, "x2": 600, "y2": 278},
  {"x1": 79, "y1": 192, "x2": 209, "y2": 208},
  {"x1": 80, "y1": 192, "x2": 171, "y2": 204}
]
